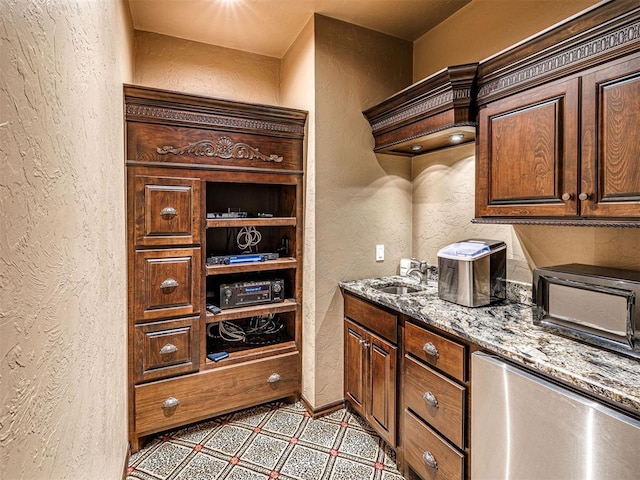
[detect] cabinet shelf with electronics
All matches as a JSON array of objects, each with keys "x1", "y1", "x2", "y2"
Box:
[
  {"x1": 203, "y1": 178, "x2": 300, "y2": 364},
  {"x1": 125, "y1": 84, "x2": 306, "y2": 451}
]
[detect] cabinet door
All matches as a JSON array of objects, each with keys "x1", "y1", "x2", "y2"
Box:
[
  {"x1": 344, "y1": 319, "x2": 367, "y2": 418},
  {"x1": 476, "y1": 78, "x2": 579, "y2": 217},
  {"x1": 368, "y1": 332, "x2": 397, "y2": 447},
  {"x1": 581, "y1": 54, "x2": 640, "y2": 217}
]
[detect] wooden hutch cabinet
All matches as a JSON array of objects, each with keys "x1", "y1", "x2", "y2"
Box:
[
  {"x1": 475, "y1": 0, "x2": 640, "y2": 225},
  {"x1": 125, "y1": 85, "x2": 307, "y2": 451}
]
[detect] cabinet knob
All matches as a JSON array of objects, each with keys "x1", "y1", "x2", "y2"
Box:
[
  {"x1": 423, "y1": 391, "x2": 439, "y2": 408},
  {"x1": 160, "y1": 343, "x2": 178, "y2": 355},
  {"x1": 160, "y1": 278, "x2": 179, "y2": 290},
  {"x1": 578, "y1": 192, "x2": 591, "y2": 201},
  {"x1": 561, "y1": 193, "x2": 573, "y2": 201},
  {"x1": 267, "y1": 373, "x2": 281, "y2": 383},
  {"x1": 160, "y1": 206, "x2": 178, "y2": 219},
  {"x1": 162, "y1": 397, "x2": 180, "y2": 409},
  {"x1": 422, "y1": 451, "x2": 438, "y2": 470},
  {"x1": 422, "y1": 342, "x2": 439, "y2": 358}
]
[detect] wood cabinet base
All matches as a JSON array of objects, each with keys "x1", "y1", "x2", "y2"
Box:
[{"x1": 130, "y1": 351, "x2": 300, "y2": 451}]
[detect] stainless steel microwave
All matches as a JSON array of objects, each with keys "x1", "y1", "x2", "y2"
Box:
[{"x1": 533, "y1": 264, "x2": 640, "y2": 359}]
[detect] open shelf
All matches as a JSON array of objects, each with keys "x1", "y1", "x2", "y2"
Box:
[
  {"x1": 206, "y1": 217, "x2": 297, "y2": 228},
  {"x1": 202, "y1": 341, "x2": 297, "y2": 369},
  {"x1": 206, "y1": 257, "x2": 297, "y2": 275},
  {"x1": 206, "y1": 299, "x2": 297, "y2": 323}
]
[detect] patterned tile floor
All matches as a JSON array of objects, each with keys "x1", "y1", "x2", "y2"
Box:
[{"x1": 127, "y1": 401, "x2": 405, "y2": 480}]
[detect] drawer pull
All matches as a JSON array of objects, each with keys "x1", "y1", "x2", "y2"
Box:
[
  {"x1": 422, "y1": 451, "x2": 438, "y2": 470},
  {"x1": 162, "y1": 397, "x2": 180, "y2": 409},
  {"x1": 422, "y1": 342, "x2": 439, "y2": 358},
  {"x1": 267, "y1": 373, "x2": 281, "y2": 383},
  {"x1": 423, "y1": 391, "x2": 439, "y2": 408},
  {"x1": 160, "y1": 343, "x2": 178, "y2": 355},
  {"x1": 160, "y1": 278, "x2": 179, "y2": 290},
  {"x1": 160, "y1": 206, "x2": 178, "y2": 219}
]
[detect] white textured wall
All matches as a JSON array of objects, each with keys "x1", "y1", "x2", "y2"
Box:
[
  {"x1": 411, "y1": 0, "x2": 640, "y2": 283},
  {"x1": 134, "y1": 31, "x2": 281, "y2": 104},
  {"x1": 314, "y1": 15, "x2": 413, "y2": 407},
  {"x1": 0, "y1": 0, "x2": 132, "y2": 478},
  {"x1": 280, "y1": 19, "x2": 317, "y2": 405}
]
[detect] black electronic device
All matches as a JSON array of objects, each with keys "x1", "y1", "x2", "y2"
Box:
[
  {"x1": 206, "y1": 304, "x2": 222, "y2": 314},
  {"x1": 206, "y1": 252, "x2": 279, "y2": 266},
  {"x1": 219, "y1": 279, "x2": 284, "y2": 309},
  {"x1": 207, "y1": 211, "x2": 248, "y2": 219}
]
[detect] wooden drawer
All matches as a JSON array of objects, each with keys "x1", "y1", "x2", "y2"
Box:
[
  {"x1": 344, "y1": 294, "x2": 397, "y2": 343},
  {"x1": 132, "y1": 175, "x2": 201, "y2": 247},
  {"x1": 404, "y1": 355, "x2": 465, "y2": 449},
  {"x1": 405, "y1": 322, "x2": 466, "y2": 382},
  {"x1": 134, "y1": 248, "x2": 201, "y2": 322},
  {"x1": 134, "y1": 352, "x2": 300, "y2": 435},
  {"x1": 403, "y1": 409, "x2": 464, "y2": 480},
  {"x1": 134, "y1": 317, "x2": 200, "y2": 383}
]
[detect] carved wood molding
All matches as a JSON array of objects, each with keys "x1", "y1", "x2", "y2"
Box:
[
  {"x1": 126, "y1": 104, "x2": 304, "y2": 136},
  {"x1": 156, "y1": 136, "x2": 283, "y2": 162},
  {"x1": 477, "y1": 5, "x2": 640, "y2": 103},
  {"x1": 370, "y1": 88, "x2": 472, "y2": 132},
  {"x1": 472, "y1": 218, "x2": 640, "y2": 228}
]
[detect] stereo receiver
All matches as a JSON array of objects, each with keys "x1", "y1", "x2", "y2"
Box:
[{"x1": 219, "y1": 279, "x2": 284, "y2": 309}]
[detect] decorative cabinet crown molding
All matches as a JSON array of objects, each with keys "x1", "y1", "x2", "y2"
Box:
[
  {"x1": 124, "y1": 84, "x2": 307, "y2": 139},
  {"x1": 476, "y1": 0, "x2": 640, "y2": 105},
  {"x1": 362, "y1": 63, "x2": 478, "y2": 156}
]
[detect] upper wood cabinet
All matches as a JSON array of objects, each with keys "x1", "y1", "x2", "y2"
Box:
[
  {"x1": 475, "y1": 0, "x2": 640, "y2": 226},
  {"x1": 363, "y1": 63, "x2": 478, "y2": 156}
]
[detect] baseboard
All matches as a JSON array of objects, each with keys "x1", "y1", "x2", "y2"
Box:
[
  {"x1": 122, "y1": 443, "x2": 131, "y2": 479},
  {"x1": 300, "y1": 395, "x2": 345, "y2": 419}
]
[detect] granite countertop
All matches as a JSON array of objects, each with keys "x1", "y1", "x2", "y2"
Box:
[{"x1": 339, "y1": 275, "x2": 640, "y2": 416}]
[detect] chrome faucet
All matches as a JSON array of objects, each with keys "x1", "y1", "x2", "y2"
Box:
[{"x1": 406, "y1": 259, "x2": 429, "y2": 284}]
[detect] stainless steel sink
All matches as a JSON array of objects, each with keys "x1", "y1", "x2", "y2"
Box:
[{"x1": 375, "y1": 285, "x2": 421, "y2": 295}]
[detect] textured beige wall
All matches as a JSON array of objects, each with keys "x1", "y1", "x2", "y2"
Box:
[
  {"x1": 413, "y1": 0, "x2": 602, "y2": 81},
  {"x1": 0, "y1": 0, "x2": 133, "y2": 478},
  {"x1": 411, "y1": 0, "x2": 640, "y2": 283},
  {"x1": 413, "y1": 145, "x2": 531, "y2": 281},
  {"x1": 280, "y1": 19, "x2": 318, "y2": 405},
  {"x1": 134, "y1": 31, "x2": 281, "y2": 104},
  {"x1": 313, "y1": 15, "x2": 413, "y2": 407}
]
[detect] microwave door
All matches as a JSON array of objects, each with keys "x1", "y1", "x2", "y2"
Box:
[{"x1": 546, "y1": 281, "x2": 630, "y2": 342}]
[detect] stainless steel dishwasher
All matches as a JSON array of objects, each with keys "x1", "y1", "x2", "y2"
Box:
[{"x1": 471, "y1": 352, "x2": 640, "y2": 479}]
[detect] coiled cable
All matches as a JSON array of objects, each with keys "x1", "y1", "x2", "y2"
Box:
[{"x1": 236, "y1": 226, "x2": 261, "y2": 252}]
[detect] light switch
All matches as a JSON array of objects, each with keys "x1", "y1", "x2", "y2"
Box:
[{"x1": 376, "y1": 244, "x2": 384, "y2": 262}]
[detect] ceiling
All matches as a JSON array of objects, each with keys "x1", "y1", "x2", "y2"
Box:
[{"x1": 127, "y1": 0, "x2": 472, "y2": 58}]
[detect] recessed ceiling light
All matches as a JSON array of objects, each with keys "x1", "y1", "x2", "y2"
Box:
[
  {"x1": 410, "y1": 145, "x2": 423, "y2": 152},
  {"x1": 450, "y1": 133, "x2": 465, "y2": 142}
]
